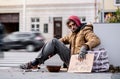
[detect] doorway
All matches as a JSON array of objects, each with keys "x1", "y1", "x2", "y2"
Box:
[
  {"x1": 0, "y1": 13, "x2": 19, "y2": 34},
  {"x1": 53, "y1": 17, "x2": 62, "y2": 39}
]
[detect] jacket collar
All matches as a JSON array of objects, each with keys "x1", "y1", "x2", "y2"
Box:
[{"x1": 73, "y1": 23, "x2": 87, "y2": 34}]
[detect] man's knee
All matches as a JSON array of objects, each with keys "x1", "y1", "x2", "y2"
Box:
[{"x1": 51, "y1": 38, "x2": 59, "y2": 43}]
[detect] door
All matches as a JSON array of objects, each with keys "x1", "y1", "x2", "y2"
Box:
[{"x1": 53, "y1": 17, "x2": 62, "y2": 39}]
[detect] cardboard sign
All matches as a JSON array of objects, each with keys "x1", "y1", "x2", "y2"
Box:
[{"x1": 68, "y1": 54, "x2": 94, "y2": 73}]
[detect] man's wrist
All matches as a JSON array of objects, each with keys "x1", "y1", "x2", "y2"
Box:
[{"x1": 83, "y1": 44, "x2": 89, "y2": 50}]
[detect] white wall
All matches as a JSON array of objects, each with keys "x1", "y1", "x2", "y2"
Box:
[
  {"x1": 0, "y1": 0, "x2": 95, "y2": 5},
  {"x1": 24, "y1": 3, "x2": 96, "y2": 41},
  {"x1": 93, "y1": 23, "x2": 120, "y2": 66}
]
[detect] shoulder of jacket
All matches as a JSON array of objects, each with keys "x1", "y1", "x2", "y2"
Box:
[
  {"x1": 83, "y1": 23, "x2": 93, "y2": 30},
  {"x1": 86, "y1": 23, "x2": 93, "y2": 26}
]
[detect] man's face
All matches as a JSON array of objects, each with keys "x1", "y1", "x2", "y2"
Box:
[{"x1": 68, "y1": 21, "x2": 78, "y2": 33}]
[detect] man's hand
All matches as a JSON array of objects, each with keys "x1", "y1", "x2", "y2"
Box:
[{"x1": 78, "y1": 45, "x2": 88, "y2": 61}]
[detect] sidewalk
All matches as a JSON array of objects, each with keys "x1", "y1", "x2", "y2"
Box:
[
  {"x1": 0, "y1": 67, "x2": 120, "y2": 79},
  {"x1": 0, "y1": 69, "x2": 117, "y2": 79},
  {"x1": 0, "y1": 52, "x2": 120, "y2": 79}
]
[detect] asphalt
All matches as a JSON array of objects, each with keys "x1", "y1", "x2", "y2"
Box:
[{"x1": 0, "y1": 52, "x2": 120, "y2": 79}]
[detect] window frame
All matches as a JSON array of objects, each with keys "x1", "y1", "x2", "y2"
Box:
[
  {"x1": 43, "y1": 23, "x2": 48, "y2": 33},
  {"x1": 31, "y1": 17, "x2": 40, "y2": 32},
  {"x1": 114, "y1": 0, "x2": 120, "y2": 6}
]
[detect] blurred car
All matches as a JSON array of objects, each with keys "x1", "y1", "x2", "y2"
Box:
[{"x1": 2, "y1": 31, "x2": 45, "y2": 52}]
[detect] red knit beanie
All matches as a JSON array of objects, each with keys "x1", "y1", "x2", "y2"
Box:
[{"x1": 68, "y1": 15, "x2": 81, "y2": 27}]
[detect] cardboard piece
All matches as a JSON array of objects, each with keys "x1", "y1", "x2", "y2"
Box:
[{"x1": 68, "y1": 54, "x2": 94, "y2": 73}]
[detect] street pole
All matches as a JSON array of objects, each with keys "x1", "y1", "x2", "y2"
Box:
[
  {"x1": 102, "y1": 0, "x2": 104, "y2": 23},
  {"x1": 95, "y1": 0, "x2": 97, "y2": 22},
  {"x1": 23, "y1": 0, "x2": 26, "y2": 31}
]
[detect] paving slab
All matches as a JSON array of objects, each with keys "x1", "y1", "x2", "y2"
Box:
[
  {"x1": 0, "y1": 68, "x2": 117, "y2": 79},
  {"x1": 0, "y1": 66, "x2": 120, "y2": 79}
]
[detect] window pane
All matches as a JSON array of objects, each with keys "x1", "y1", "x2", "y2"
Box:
[
  {"x1": 44, "y1": 24, "x2": 48, "y2": 33},
  {"x1": 31, "y1": 29, "x2": 35, "y2": 31},
  {"x1": 82, "y1": 17, "x2": 86, "y2": 21},
  {"x1": 36, "y1": 24, "x2": 39, "y2": 28},
  {"x1": 79, "y1": 16, "x2": 86, "y2": 23},
  {"x1": 36, "y1": 29, "x2": 39, "y2": 31},
  {"x1": 31, "y1": 24, "x2": 35, "y2": 28},
  {"x1": 36, "y1": 18, "x2": 39, "y2": 22},
  {"x1": 31, "y1": 18, "x2": 35, "y2": 22}
]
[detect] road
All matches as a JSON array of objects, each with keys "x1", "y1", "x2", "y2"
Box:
[{"x1": 0, "y1": 50, "x2": 63, "y2": 68}]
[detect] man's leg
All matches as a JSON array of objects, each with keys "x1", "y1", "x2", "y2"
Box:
[
  {"x1": 33, "y1": 38, "x2": 71, "y2": 66},
  {"x1": 20, "y1": 38, "x2": 71, "y2": 69}
]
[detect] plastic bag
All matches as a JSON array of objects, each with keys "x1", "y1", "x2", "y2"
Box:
[{"x1": 88, "y1": 48, "x2": 109, "y2": 72}]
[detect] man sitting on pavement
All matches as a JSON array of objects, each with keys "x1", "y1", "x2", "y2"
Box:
[{"x1": 20, "y1": 15, "x2": 101, "y2": 70}]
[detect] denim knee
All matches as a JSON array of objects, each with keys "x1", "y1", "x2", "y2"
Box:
[{"x1": 51, "y1": 38, "x2": 59, "y2": 43}]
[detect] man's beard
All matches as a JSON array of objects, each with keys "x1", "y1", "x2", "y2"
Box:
[{"x1": 72, "y1": 27, "x2": 80, "y2": 33}]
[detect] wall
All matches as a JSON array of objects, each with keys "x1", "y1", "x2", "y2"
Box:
[
  {"x1": 99, "y1": 0, "x2": 117, "y2": 10},
  {"x1": 0, "y1": 1, "x2": 97, "y2": 39},
  {"x1": 0, "y1": 0, "x2": 95, "y2": 5},
  {"x1": 93, "y1": 23, "x2": 120, "y2": 66},
  {"x1": 25, "y1": 4, "x2": 96, "y2": 40}
]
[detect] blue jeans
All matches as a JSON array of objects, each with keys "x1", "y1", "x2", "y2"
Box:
[{"x1": 36, "y1": 38, "x2": 71, "y2": 66}]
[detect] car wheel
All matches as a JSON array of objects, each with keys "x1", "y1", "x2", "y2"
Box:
[
  {"x1": 26, "y1": 44, "x2": 35, "y2": 52},
  {"x1": 2, "y1": 49, "x2": 9, "y2": 51}
]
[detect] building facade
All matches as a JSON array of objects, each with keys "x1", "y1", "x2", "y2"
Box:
[
  {"x1": 0, "y1": 0, "x2": 103, "y2": 40},
  {"x1": 98, "y1": 0, "x2": 119, "y2": 22}
]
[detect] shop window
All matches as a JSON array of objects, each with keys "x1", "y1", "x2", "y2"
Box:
[{"x1": 104, "y1": 12, "x2": 116, "y2": 23}]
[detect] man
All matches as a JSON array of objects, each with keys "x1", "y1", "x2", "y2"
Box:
[{"x1": 20, "y1": 15, "x2": 100, "y2": 69}]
